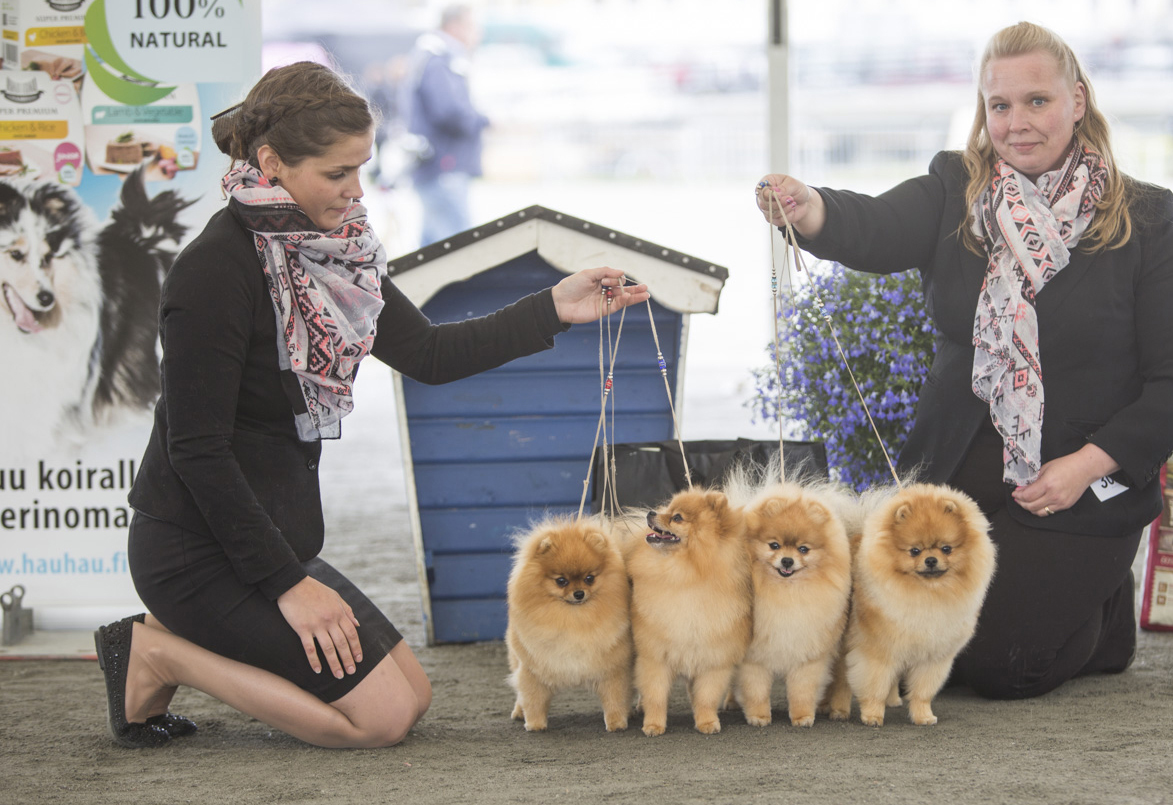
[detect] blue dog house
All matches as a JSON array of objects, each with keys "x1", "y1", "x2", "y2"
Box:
[{"x1": 387, "y1": 206, "x2": 728, "y2": 644}]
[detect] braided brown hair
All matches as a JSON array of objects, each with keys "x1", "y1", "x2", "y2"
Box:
[{"x1": 212, "y1": 61, "x2": 376, "y2": 166}]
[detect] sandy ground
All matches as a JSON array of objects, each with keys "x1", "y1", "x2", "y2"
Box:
[{"x1": 3, "y1": 369, "x2": 1172, "y2": 805}]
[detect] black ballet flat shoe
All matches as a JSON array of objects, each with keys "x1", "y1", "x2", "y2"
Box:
[
  {"x1": 146, "y1": 713, "x2": 198, "y2": 738},
  {"x1": 94, "y1": 615, "x2": 171, "y2": 749}
]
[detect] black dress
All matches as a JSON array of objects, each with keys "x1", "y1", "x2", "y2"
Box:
[{"x1": 128, "y1": 202, "x2": 567, "y2": 701}]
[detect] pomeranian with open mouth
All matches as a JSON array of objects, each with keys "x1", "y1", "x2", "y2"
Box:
[
  {"x1": 734, "y1": 481, "x2": 852, "y2": 727},
  {"x1": 623, "y1": 488, "x2": 752, "y2": 736},
  {"x1": 506, "y1": 516, "x2": 632, "y2": 732},
  {"x1": 839, "y1": 483, "x2": 996, "y2": 726}
]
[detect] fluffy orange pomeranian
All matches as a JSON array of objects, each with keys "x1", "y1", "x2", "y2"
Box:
[
  {"x1": 836, "y1": 483, "x2": 996, "y2": 726},
  {"x1": 734, "y1": 481, "x2": 852, "y2": 727},
  {"x1": 505, "y1": 516, "x2": 633, "y2": 732},
  {"x1": 622, "y1": 488, "x2": 753, "y2": 736}
]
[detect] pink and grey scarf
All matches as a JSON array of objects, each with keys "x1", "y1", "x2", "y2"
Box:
[
  {"x1": 222, "y1": 162, "x2": 386, "y2": 441},
  {"x1": 971, "y1": 144, "x2": 1106, "y2": 484}
]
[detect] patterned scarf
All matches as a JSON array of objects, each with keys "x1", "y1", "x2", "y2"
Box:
[
  {"x1": 222, "y1": 161, "x2": 386, "y2": 441},
  {"x1": 971, "y1": 144, "x2": 1107, "y2": 484}
]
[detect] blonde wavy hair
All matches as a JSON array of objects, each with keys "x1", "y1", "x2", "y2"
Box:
[{"x1": 960, "y1": 21, "x2": 1132, "y2": 254}]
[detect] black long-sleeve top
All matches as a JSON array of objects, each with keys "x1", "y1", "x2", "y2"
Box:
[
  {"x1": 800, "y1": 150, "x2": 1173, "y2": 537},
  {"x1": 129, "y1": 203, "x2": 566, "y2": 599}
]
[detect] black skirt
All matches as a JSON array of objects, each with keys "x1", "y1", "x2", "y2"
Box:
[
  {"x1": 128, "y1": 512, "x2": 403, "y2": 702},
  {"x1": 947, "y1": 420, "x2": 1139, "y2": 699}
]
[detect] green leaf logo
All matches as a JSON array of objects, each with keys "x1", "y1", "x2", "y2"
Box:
[{"x1": 84, "y1": 0, "x2": 177, "y2": 106}]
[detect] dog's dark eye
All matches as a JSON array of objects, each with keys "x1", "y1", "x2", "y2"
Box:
[
  {"x1": 555, "y1": 577, "x2": 568, "y2": 587},
  {"x1": 584, "y1": 575, "x2": 595, "y2": 585},
  {"x1": 909, "y1": 547, "x2": 921, "y2": 557},
  {"x1": 941, "y1": 545, "x2": 952, "y2": 555},
  {"x1": 798, "y1": 545, "x2": 810, "y2": 554},
  {"x1": 768, "y1": 541, "x2": 780, "y2": 550},
  {"x1": 8, "y1": 249, "x2": 26, "y2": 262},
  {"x1": 671, "y1": 513, "x2": 683, "y2": 523}
]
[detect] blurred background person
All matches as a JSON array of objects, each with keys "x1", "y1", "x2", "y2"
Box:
[{"x1": 401, "y1": 3, "x2": 490, "y2": 246}]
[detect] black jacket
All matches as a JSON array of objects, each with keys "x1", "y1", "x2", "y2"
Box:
[
  {"x1": 129, "y1": 203, "x2": 566, "y2": 598},
  {"x1": 802, "y1": 150, "x2": 1173, "y2": 537}
]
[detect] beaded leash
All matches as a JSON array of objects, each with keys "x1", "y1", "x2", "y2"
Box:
[
  {"x1": 645, "y1": 297, "x2": 693, "y2": 490},
  {"x1": 768, "y1": 195, "x2": 788, "y2": 482},
  {"x1": 761, "y1": 182, "x2": 902, "y2": 487},
  {"x1": 578, "y1": 282, "x2": 628, "y2": 520},
  {"x1": 576, "y1": 279, "x2": 695, "y2": 520}
]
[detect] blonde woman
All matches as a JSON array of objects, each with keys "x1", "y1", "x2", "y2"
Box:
[{"x1": 756, "y1": 22, "x2": 1173, "y2": 699}]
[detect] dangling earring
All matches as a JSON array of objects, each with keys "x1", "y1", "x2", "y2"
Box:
[{"x1": 270, "y1": 176, "x2": 280, "y2": 186}]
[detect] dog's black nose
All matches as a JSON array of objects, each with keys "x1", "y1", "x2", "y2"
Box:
[
  {"x1": 781, "y1": 557, "x2": 794, "y2": 569},
  {"x1": 924, "y1": 556, "x2": 938, "y2": 569},
  {"x1": 36, "y1": 289, "x2": 54, "y2": 307},
  {"x1": 646, "y1": 511, "x2": 657, "y2": 528},
  {"x1": 573, "y1": 590, "x2": 585, "y2": 600}
]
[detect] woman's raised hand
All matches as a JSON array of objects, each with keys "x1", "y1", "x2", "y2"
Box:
[
  {"x1": 551, "y1": 266, "x2": 651, "y2": 325},
  {"x1": 755, "y1": 174, "x2": 826, "y2": 238},
  {"x1": 277, "y1": 576, "x2": 363, "y2": 679}
]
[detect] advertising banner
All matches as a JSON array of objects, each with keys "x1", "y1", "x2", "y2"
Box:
[{"x1": 0, "y1": 0, "x2": 260, "y2": 629}]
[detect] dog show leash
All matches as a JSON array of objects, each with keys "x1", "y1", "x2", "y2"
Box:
[
  {"x1": 576, "y1": 281, "x2": 694, "y2": 521},
  {"x1": 762, "y1": 183, "x2": 903, "y2": 488}
]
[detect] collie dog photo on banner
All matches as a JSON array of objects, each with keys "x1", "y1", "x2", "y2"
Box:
[{"x1": 0, "y1": 168, "x2": 195, "y2": 460}]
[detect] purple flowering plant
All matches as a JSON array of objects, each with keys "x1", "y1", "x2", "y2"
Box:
[{"x1": 749, "y1": 262, "x2": 936, "y2": 491}]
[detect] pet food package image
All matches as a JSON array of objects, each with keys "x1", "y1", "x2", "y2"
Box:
[
  {"x1": 0, "y1": 0, "x2": 90, "y2": 81},
  {"x1": 81, "y1": 77, "x2": 199, "y2": 180},
  {"x1": 1141, "y1": 519, "x2": 1173, "y2": 632},
  {"x1": 0, "y1": 68, "x2": 83, "y2": 183}
]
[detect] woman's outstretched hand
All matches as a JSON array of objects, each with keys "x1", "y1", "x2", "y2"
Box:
[
  {"x1": 755, "y1": 174, "x2": 827, "y2": 239},
  {"x1": 277, "y1": 576, "x2": 363, "y2": 679},
  {"x1": 551, "y1": 266, "x2": 651, "y2": 325}
]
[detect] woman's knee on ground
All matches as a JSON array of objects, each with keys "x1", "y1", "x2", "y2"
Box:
[
  {"x1": 415, "y1": 676, "x2": 433, "y2": 720},
  {"x1": 958, "y1": 653, "x2": 1073, "y2": 700},
  {"x1": 363, "y1": 693, "x2": 420, "y2": 747},
  {"x1": 956, "y1": 618, "x2": 1100, "y2": 700}
]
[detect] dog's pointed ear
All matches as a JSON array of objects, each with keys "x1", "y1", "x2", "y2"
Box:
[
  {"x1": 942, "y1": 498, "x2": 958, "y2": 515},
  {"x1": 536, "y1": 537, "x2": 554, "y2": 555},
  {"x1": 584, "y1": 528, "x2": 609, "y2": 553},
  {"x1": 894, "y1": 503, "x2": 912, "y2": 522},
  {"x1": 759, "y1": 498, "x2": 783, "y2": 518},
  {"x1": 808, "y1": 500, "x2": 831, "y2": 524},
  {"x1": 705, "y1": 490, "x2": 729, "y2": 512}
]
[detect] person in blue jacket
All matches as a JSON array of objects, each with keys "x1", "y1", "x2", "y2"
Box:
[
  {"x1": 755, "y1": 22, "x2": 1173, "y2": 700},
  {"x1": 403, "y1": 4, "x2": 490, "y2": 246}
]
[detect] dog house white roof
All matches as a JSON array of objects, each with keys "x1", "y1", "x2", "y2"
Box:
[{"x1": 387, "y1": 205, "x2": 729, "y2": 644}]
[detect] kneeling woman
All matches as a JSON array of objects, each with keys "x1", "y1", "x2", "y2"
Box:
[{"x1": 94, "y1": 61, "x2": 649, "y2": 749}]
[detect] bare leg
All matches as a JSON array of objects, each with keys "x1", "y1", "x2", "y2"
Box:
[
  {"x1": 126, "y1": 622, "x2": 428, "y2": 748},
  {"x1": 139, "y1": 614, "x2": 178, "y2": 716}
]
